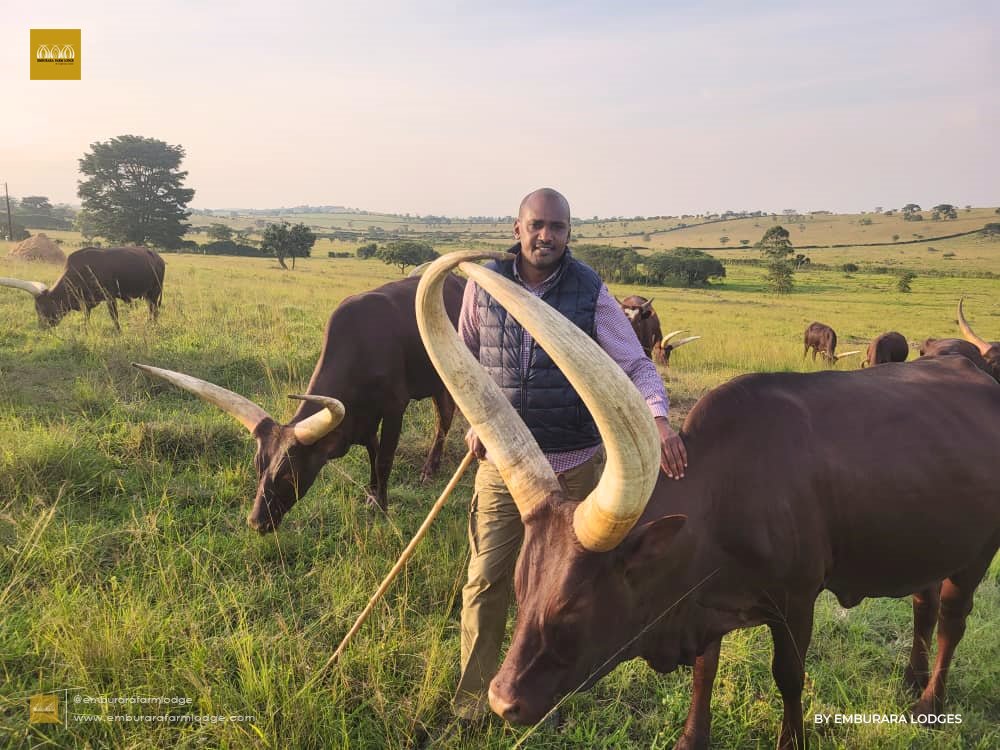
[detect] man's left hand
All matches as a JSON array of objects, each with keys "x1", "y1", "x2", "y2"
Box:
[{"x1": 655, "y1": 417, "x2": 687, "y2": 479}]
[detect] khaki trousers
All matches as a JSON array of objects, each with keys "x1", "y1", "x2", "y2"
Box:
[{"x1": 452, "y1": 448, "x2": 605, "y2": 719}]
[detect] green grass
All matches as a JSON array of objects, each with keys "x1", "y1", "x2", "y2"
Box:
[{"x1": 1, "y1": 248, "x2": 998, "y2": 749}]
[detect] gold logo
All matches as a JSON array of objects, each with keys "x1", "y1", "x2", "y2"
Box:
[
  {"x1": 29, "y1": 694, "x2": 61, "y2": 724},
  {"x1": 30, "y1": 29, "x2": 81, "y2": 80}
]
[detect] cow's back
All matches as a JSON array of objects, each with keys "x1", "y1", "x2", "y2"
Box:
[{"x1": 660, "y1": 357, "x2": 999, "y2": 599}]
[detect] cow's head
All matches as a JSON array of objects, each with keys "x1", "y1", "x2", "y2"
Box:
[
  {"x1": 0, "y1": 278, "x2": 64, "y2": 327},
  {"x1": 658, "y1": 329, "x2": 701, "y2": 366},
  {"x1": 618, "y1": 296, "x2": 654, "y2": 326},
  {"x1": 957, "y1": 298, "x2": 1000, "y2": 382},
  {"x1": 416, "y1": 251, "x2": 685, "y2": 725},
  {"x1": 132, "y1": 364, "x2": 345, "y2": 532}
]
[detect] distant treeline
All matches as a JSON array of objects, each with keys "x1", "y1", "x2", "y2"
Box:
[{"x1": 572, "y1": 245, "x2": 726, "y2": 287}]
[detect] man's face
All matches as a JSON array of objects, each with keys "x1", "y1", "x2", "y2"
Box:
[{"x1": 514, "y1": 193, "x2": 571, "y2": 276}]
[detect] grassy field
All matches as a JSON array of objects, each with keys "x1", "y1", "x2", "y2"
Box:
[{"x1": 1, "y1": 241, "x2": 998, "y2": 749}]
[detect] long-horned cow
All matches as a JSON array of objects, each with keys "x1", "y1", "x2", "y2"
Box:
[
  {"x1": 619, "y1": 295, "x2": 699, "y2": 365},
  {"x1": 863, "y1": 331, "x2": 909, "y2": 367},
  {"x1": 416, "y1": 251, "x2": 999, "y2": 750},
  {"x1": 135, "y1": 274, "x2": 464, "y2": 532},
  {"x1": 803, "y1": 321, "x2": 859, "y2": 365},
  {"x1": 0, "y1": 246, "x2": 165, "y2": 330}
]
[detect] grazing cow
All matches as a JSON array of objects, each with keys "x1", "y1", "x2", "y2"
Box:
[
  {"x1": 863, "y1": 331, "x2": 909, "y2": 367},
  {"x1": 803, "y1": 321, "x2": 859, "y2": 365},
  {"x1": 619, "y1": 295, "x2": 699, "y2": 365},
  {"x1": 135, "y1": 274, "x2": 465, "y2": 532},
  {"x1": 918, "y1": 300, "x2": 1000, "y2": 382},
  {"x1": 415, "y1": 251, "x2": 999, "y2": 750},
  {"x1": 0, "y1": 246, "x2": 165, "y2": 330},
  {"x1": 956, "y1": 298, "x2": 1000, "y2": 381}
]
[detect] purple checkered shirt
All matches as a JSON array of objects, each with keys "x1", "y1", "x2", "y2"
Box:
[{"x1": 459, "y1": 255, "x2": 669, "y2": 473}]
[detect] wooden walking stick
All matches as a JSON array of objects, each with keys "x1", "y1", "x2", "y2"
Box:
[{"x1": 309, "y1": 450, "x2": 476, "y2": 685}]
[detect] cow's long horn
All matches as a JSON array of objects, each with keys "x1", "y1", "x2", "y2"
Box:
[
  {"x1": 416, "y1": 252, "x2": 561, "y2": 516},
  {"x1": 132, "y1": 363, "x2": 272, "y2": 433},
  {"x1": 663, "y1": 330, "x2": 686, "y2": 342},
  {"x1": 670, "y1": 335, "x2": 701, "y2": 349},
  {"x1": 288, "y1": 394, "x2": 346, "y2": 445},
  {"x1": 957, "y1": 298, "x2": 991, "y2": 355},
  {"x1": 416, "y1": 251, "x2": 660, "y2": 551},
  {"x1": 0, "y1": 277, "x2": 48, "y2": 297},
  {"x1": 834, "y1": 350, "x2": 861, "y2": 360}
]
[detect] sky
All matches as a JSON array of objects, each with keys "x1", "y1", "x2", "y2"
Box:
[{"x1": 2, "y1": 0, "x2": 998, "y2": 218}]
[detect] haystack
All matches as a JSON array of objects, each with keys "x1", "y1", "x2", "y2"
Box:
[{"x1": 8, "y1": 233, "x2": 66, "y2": 263}]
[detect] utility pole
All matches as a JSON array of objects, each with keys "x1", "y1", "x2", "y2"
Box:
[{"x1": 3, "y1": 182, "x2": 13, "y2": 242}]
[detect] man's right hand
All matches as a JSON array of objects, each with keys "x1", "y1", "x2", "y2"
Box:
[{"x1": 465, "y1": 427, "x2": 486, "y2": 459}]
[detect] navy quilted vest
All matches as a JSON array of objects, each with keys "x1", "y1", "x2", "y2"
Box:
[{"x1": 476, "y1": 248, "x2": 602, "y2": 452}]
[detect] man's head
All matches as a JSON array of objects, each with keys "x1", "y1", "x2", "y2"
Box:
[{"x1": 514, "y1": 188, "x2": 571, "y2": 279}]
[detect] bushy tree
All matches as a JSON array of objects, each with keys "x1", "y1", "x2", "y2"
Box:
[
  {"x1": 643, "y1": 248, "x2": 725, "y2": 286},
  {"x1": 356, "y1": 242, "x2": 378, "y2": 259},
  {"x1": 571, "y1": 245, "x2": 641, "y2": 283},
  {"x1": 757, "y1": 225, "x2": 795, "y2": 293},
  {"x1": 931, "y1": 204, "x2": 958, "y2": 220},
  {"x1": 377, "y1": 240, "x2": 438, "y2": 273},
  {"x1": 901, "y1": 204, "x2": 922, "y2": 221},
  {"x1": 897, "y1": 271, "x2": 916, "y2": 292},
  {"x1": 20, "y1": 196, "x2": 52, "y2": 212},
  {"x1": 982, "y1": 222, "x2": 1000, "y2": 238},
  {"x1": 261, "y1": 221, "x2": 317, "y2": 269},
  {"x1": 77, "y1": 135, "x2": 195, "y2": 248}
]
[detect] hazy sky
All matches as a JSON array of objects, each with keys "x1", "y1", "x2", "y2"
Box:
[{"x1": 3, "y1": 1, "x2": 997, "y2": 217}]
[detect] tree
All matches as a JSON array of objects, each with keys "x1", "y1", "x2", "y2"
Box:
[
  {"x1": 757, "y1": 225, "x2": 795, "y2": 293},
  {"x1": 931, "y1": 203, "x2": 958, "y2": 220},
  {"x1": 356, "y1": 242, "x2": 378, "y2": 259},
  {"x1": 20, "y1": 196, "x2": 52, "y2": 212},
  {"x1": 719, "y1": 236, "x2": 730, "y2": 245},
  {"x1": 77, "y1": 135, "x2": 194, "y2": 248},
  {"x1": 901, "y1": 204, "x2": 922, "y2": 221},
  {"x1": 206, "y1": 223, "x2": 234, "y2": 242},
  {"x1": 73, "y1": 209, "x2": 100, "y2": 243},
  {"x1": 260, "y1": 221, "x2": 317, "y2": 269},
  {"x1": 643, "y1": 248, "x2": 725, "y2": 286},
  {"x1": 841, "y1": 263, "x2": 859, "y2": 273},
  {"x1": 982, "y1": 223, "x2": 1000, "y2": 238},
  {"x1": 897, "y1": 271, "x2": 916, "y2": 293},
  {"x1": 377, "y1": 240, "x2": 438, "y2": 273}
]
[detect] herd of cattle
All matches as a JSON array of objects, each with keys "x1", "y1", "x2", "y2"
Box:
[{"x1": 3, "y1": 245, "x2": 999, "y2": 748}]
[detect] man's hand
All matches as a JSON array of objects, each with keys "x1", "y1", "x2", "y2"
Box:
[
  {"x1": 655, "y1": 417, "x2": 687, "y2": 479},
  {"x1": 465, "y1": 427, "x2": 487, "y2": 460}
]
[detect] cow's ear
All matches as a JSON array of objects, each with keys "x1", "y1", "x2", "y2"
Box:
[{"x1": 622, "y1": 514, "x2": 686, "y2": 573}]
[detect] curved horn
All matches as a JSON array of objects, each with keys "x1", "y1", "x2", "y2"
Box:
[
  {"x1": 0, "y1": 277, "x2": 48, "y2": 297},
  {"x1": 132, "y1": 363, "x2": 271, "y2": 433},
  {"x1": 957, "y1": 298, "x2": 991, "y2": 355},
  {"x1": 417, "y1": 251, "x2": 660, "y2": 551},
  {"x1": 408, "y1": 261, "x2": 433, "y2": 278},
  {"x1": 834, "y1": 350, "x2": 862, "y2": 360},
  {"x1": 663, "y1": 330, "x2": 687, "y2": 342},
  {"x1": 288, "y1": 394, "x2": 346, "y2": 445},
  {"x1": 416, "y1": 252, "x2": 561, "y2": 516},
  {"x1": 669, "y1": 335, "x2": 701, "y2": 349}
]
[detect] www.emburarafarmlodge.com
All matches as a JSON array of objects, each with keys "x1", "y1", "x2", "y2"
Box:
[
  {"x1": 28, "y1": 692, "x2": 255, "y2": 727},
  {"x1": 814, "y1": 713, "x2": 963, "y2": 725}
]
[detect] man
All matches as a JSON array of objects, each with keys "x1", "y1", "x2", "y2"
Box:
[{"x1": 453, "y1": 187, "x2": 687, "y2": 722}]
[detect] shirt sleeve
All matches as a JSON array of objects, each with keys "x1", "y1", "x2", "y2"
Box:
[
  {"x1": 592, "y1": 285, "x2": 670, "y2": 420},
  {"x1": 458, "y1": 278, "x2": 480, "y2": 357}
]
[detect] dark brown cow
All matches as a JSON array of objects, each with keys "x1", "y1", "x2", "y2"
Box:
[
  {"x1": 416, "y1": 252, "x2": 999, "y2": 750},
  {"x1": 0, "y1": 246, "x2": 165, "y2": 330},
  {"x1": 619, "y1": 295, "x2": 699, "y2": 365},
  {"x1": 134, "y1": 274, "x2": 464, "y2": 532},
  {"x1": 956, "y1": 298, "x2": 1000, "y2": 381},
  {"x1": 802, "y1": 321, "x2": 859, "y2": 365},
  {"x1": 918, "y1": 300, "x2": 1000, "y2": 382},
  {"x1": 863, "y1": 331, "x2": 908, "y2": 367}
]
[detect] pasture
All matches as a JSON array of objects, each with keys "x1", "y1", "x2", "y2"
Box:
[{"x1": 1, "y1": 244, "x2": 998, "y2": 749}]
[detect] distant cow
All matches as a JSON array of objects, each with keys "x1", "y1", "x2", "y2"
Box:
[
  {"x1": 415, "y1": 252, "x2": 999, "y2": 750},
  {"x1": 619, "y1": 295, "x2": 699, "y2": 365},
  {"x1": 0, "y1": 246, "x2": 165, "y2": 330},
  {"x1": 803, "y1": 321, "x2": 859, "y2": 365},
  {"x1": 863, "y1": 331, "x2": 909, "y2": 367},
  {"x1": 135, "y1": 274, "x2": 465, "y2": 532}
]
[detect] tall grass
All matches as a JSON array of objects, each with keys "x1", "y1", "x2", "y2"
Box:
[{"x1": 1, "y1": 252, "x2": 997, "y2": 749}]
